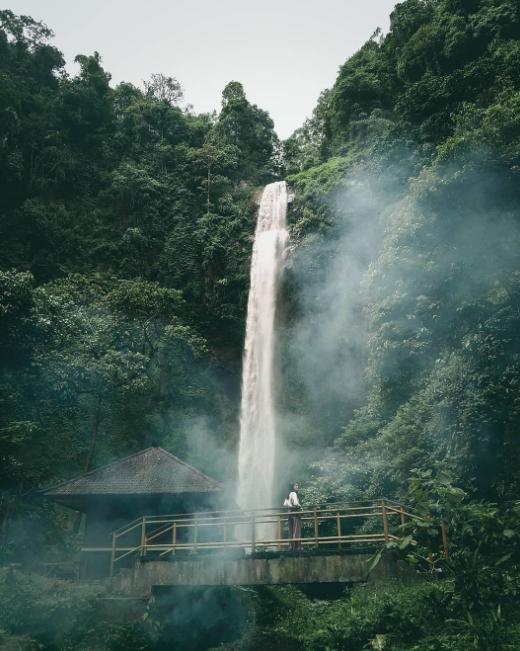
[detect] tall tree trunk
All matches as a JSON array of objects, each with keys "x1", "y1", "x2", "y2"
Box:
[
  {"x1": 85, "y1": 395, "x2": 103, "y2": 472},
  {"x1": 0, "y1": 493, "x2": 11, "y2": 555},
  {"x1": 75, "y1": 396, "x2": 103, "y2": 535},
  {"x1": 207, "y1": 164, "x2": 211, "y2": 216}
]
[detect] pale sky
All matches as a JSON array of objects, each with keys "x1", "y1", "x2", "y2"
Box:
[{"x1": 6, "y1": 0, "x2": 397, "y2": 138}]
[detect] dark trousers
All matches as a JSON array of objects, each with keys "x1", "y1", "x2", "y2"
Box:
[{"x1": 288, "y1": 510, "x2": 302, "y2": 550}]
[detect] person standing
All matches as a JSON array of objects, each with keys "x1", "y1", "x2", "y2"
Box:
[{"x1": 284, "y1": 482, "x2": 302, "y2": 551}]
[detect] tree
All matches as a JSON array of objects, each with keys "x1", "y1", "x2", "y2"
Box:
[
  {"x1": 144, "y1": 73, "x2": 183, "y2": 105},
  {"x1": 194, "y1": 141, "x2": 238, "y2": 215},
  {"x1": 212, "y1": 81, "x2": 279, "y2": 182}
]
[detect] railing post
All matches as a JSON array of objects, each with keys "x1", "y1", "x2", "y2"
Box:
[
  {"x1": 440, "y1": 521, "x2": 448, "y2": 559},
  {"x1": 277, "y1": 514, "x2": 282, "y2": 551},
  {"x1": 336, "y1": 511, "x2": 342, "y2": 550},
  {"x1": 251, "y1": 512, "x2": 256, "y2": 554},
  {"x1": 194, "y1": 516, "x2": 198, "y2": 552},
  {"x1": 400, "y1": 505, "x2": 405, "y2": 527},
  {"x1": 381, "y1": 499, "x2": 389, "y2": 542},
  {"x1": 172, "y1": 522, "x2": 177, "y2": 556},
  {"x1": 313, "y1": 508, "x2": 319, "y2": 548},
  {"x1": 109, "y1": 532, "x2": 116, "y2": 577},
  {"x1": 140, "y1": 516, "x2": 147, "y2": 558}
]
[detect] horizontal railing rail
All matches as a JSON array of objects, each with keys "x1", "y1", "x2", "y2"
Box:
[
  {"x1": 92, "y1": 498, "x2": 447, "y2": 577},
  {"x1": 110, "y1": 499, "x2": 413, "y2": 533}
]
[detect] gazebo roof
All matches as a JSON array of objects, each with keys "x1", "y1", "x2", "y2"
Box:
[{"x1": 44, "y1": 446, "x2": 222, "y2": 499}]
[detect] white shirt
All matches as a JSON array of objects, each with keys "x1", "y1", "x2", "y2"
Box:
[{"x1": 288, "y1": 491, "x2": 300, "y2": 508}]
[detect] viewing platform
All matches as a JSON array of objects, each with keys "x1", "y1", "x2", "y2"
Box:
[{"x1": 81, "y1": 499, "x2": 448, "y2": 595}]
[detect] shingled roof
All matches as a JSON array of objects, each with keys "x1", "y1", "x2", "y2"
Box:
[{"x1": 44, "y1": 447, "x2": 222, "y2": 497}]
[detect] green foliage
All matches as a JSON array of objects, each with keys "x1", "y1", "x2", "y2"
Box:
[
  {"x1": 0, "y1": 9, "x2": 281, "y2": 566},
  {"x1": 392, "y1": 472, "x2": 520, "y2": 650},
  {"x1": 285, "y1": 0, "x2": 520, "y2": 168},
  {"x1": 211, "y1": 81, "x2": 280, "y2": 183},
  {"x1": 285, "y1": 0, "x2": 520, "y2": 503},
  {"x1": 228, "y1": 578, "x2": 520, "y2": 651},
  {"x1": 0, "y1": 567, "x2": 161, "y2": 650},
  {"x1": 280, "y1": 3, "x2": 520, "y2": 647}
]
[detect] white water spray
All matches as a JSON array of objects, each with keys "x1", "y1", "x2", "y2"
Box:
[{"x1": 238, "y1": 181, "x2": 288, "y2": 524}]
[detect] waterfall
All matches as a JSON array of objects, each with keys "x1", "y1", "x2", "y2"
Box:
[{"x1": 237, "y1": 181, "x2": 288, "y2": 529}]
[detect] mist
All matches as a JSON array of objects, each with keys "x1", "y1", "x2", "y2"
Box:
[
  {"x1": 275, "y1": 170, "x2": 395, "y2": 489},
  {"x1": 275, "y1": 153, "x2": 520, "y2": 502}
]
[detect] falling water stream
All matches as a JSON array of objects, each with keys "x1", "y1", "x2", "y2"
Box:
[{"x1": 237, "y1": 181, "x2": 288, "y2": 536}]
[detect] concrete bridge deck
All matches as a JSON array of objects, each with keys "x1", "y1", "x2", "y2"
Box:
[{"x1": 114, "y1": 551, "x2": 413, "y2": 597}]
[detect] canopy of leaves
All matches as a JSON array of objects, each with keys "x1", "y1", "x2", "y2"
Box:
[{"x1": 0, "y1": 10, "x2": 278, "y2": 564}]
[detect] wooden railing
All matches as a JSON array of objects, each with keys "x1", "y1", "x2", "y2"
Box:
[{"x1": 81, "y1": 499, "x2": 447, "y2": 576}]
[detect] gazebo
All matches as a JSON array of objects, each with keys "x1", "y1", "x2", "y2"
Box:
[{"x1": 44, "y1": 446, "x2": 223, "y2": 576}]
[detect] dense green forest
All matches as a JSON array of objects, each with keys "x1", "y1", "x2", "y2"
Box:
[{"x1": 1, "y1": 1, "x2": 520, "y2": 649}]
